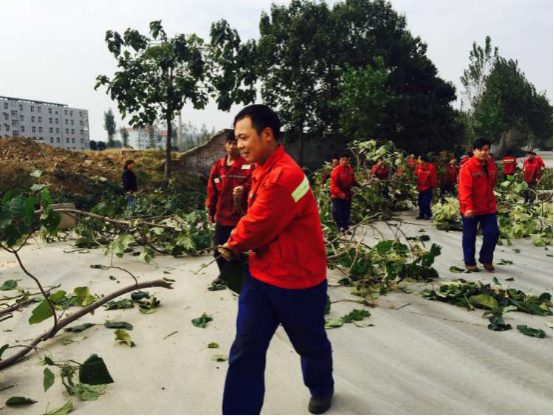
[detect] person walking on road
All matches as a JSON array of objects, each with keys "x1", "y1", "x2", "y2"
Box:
[
  {"x1": 501, "y1": 150, "x2": 517, "y2": 181},
  {"x1": 458, "y1": 138, "x2": 500, "y2": 272},
  {"x1": 415, "y1": 155, "x2": 437, "y2": 219},
  {"x1": 522, "y1": 152, "x2": 540, "y2": 203},
  {"x1": 330, "y1": 153, "x2": 359, "y2": 232},
  {"x1": 122, "y1": 159, "x2": 138, "y2": 209},
  {"x1": 206, "y1": 131, "x2": 255, "y2": 285},
  {"x1": 441, "y1": 158, "x2": 457, "y2": 198},
  {"x1": 220, "y1": 105, "x2": 334, "y2": 415}
]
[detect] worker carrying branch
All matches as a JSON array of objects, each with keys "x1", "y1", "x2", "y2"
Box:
[{"x1": 220, "y1": 105, "x2": 334, "y2": 415}]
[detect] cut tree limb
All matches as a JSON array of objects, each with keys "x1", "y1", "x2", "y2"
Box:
[{"x1": 0, "y1": 279, "x2": 173, "y2": 370}]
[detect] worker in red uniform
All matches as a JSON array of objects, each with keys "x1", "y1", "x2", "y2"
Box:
[
  {"x1": 501, "y1": 150, "x2": 517, "y2": 180},
  {"x1": 523, "y1": 152, "x2": 540, "y2": 203},
  {"x1": 458, "y1": 138, "x2": 500, "y2": 272},
  {"x1": 220, "y1": 105, "x2": 334, "y2": 415},
  {"x1": 206, "y1": 131, "x2": 255, "y2": 285},
  {"x1": 369, "y1": 157, "x2": 390, "y2": 199},
  {"x1": 330, "y1": 153, "x2": 359, "y2": 232},
  {"x1": 533, "y1": 152, "x2": 546, "y2": 179},
  {"x1": 441, "y1": 158, "x2": 457, "y2": 198},
  {"x1": 319, "y1": 155, "x2": 340, "y2": 185},
  {"x1": 415, "y1": 155, "x2": 437, "y2": 219}
]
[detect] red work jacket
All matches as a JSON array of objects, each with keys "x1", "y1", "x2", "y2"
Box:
[
  {"x1": 370, "y1": 163, "x2": 389, "y2": 180},
  {"x1": 415, "y1": 163, "x2": 437, "y2": 192},
  {"x1": 206, "y1": 156, "x2": 255, "y2": 226},
  {"x1": 444, "y1": 165, "x2": 457, "y2": 185},
  {"x1": 228, "y1": 145, "x2": 327, "y2": 289},
  {"x1": 330, "y1": 165, "x2": 359, "y2": 200},
  {"x1": 502, "y1": 156, "x2": 517, "y2": 175},
  {"x1": 523, "y1": 159, "x2": 540, "y2": 184},
  {"x1": 458, "y1": 157, "x2": 497, "y2": 215}
]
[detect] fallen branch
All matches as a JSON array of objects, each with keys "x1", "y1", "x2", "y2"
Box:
[{"x1": 0, "y1": 279, "x2": 173, "y2": 370}]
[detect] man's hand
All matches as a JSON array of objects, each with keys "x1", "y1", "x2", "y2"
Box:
[
  {"x1": 464, "y1": 210, "x2": 474, "y2": 218},
  {"x1": 217, "y1": 242, "x2": 239, "y2": 261},
  {"x1": 233, "y1": 186, "x2": 245, "y2": 199},
  {"x1": 207, "y1": 213, "x2": 214, "y2": 223}
]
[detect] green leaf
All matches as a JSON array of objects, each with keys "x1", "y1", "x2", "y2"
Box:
[
  {"x1": 6, "y1": 396, "x2": 37, "y2": 406},
  {"x1": 0, "y1": 279, "x2": 18, "y2": 290},
  {"x1": 109, "y1": 276, "x2": 117, "y2": 281},
  {"x1": 29, "y1": 300, "x2": 54, "y2": 324},
  {"x1": 30, "y1": 169, "x2": 43, "y2": 178},
  {"x1": 208, "y1": 342, "x2": 219, "y2": 348},
  {"x1": 492, "y1": 277, "x2": 501, "y2": 286},
  {"x1": 0, "y1": 210, "x2": 13, "y2": 229},
  {"x1": 45, "y1": 399, "x2": 73, "y2": 415},
  {"x1": 192, "y1": 313, "x2": 213, "y2": 328},
  {"x1": 31, "y1": 184, "x2": 47, "y2": 192},
  {"x1": 212, "y1": 354, "x2": 227, "y2": 362},
  {"x1": 64, "y1": 323, "x2": 95, "y2": 333},
  {"x1": 325, "y1": 319, "x2": 343, "y2": 329},
  {"x1": 114, "y1": 329, "x2": 132, "y2": 346},
  {"x1": 104, "y1": 321, "x2": 133, "y2": 330},
  {"x1": 41, "y1": 356, "x2": 55, "y2": 366},
  {"x1": 517, "y1": 325, "x2": 546, "y2": 339},
  {"x1": 505, "y1": 277, "x2": 515, "y2": 281},
  {"x1": 67, "y1": 384, "x2": 107, "y2": 401},
  {"x1": 208, "y1": 284, "x2": 227, "y2": 291},
  {"x1": 498, "y1": 259, "x2": 514, "y2": 265},
  {"x1": 73, "y1": 287, "x2": 96, "y2": 307},
  {"x1": 79, "y1": 354, "x2": 114, "y2": 385},
  {"x1": 469, "y1": 294, "x2": 499, "y2": 310},
  {"x1": 341, "y1": 309, "x2": 371, "y2": 323},
  {"x1": 449, "y1": 266, "x2": 470, "y2": 274},
  {"x1": 131, "y1": 290, "x2": 149, "y2": 301},
  {"x1": 49, "y1": 290, "x2": 67, "y2": 303},
  {"x1": 44, "y1": 367, "x2": 55, "y2": 392},
  {"x1": 104, "y1": 299, "x2": 134, "y2": 310}
]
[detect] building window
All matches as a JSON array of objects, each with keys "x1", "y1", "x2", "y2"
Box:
[
  {"x1": 49, "y1": 127, "x2": 53, "y2": 133},
  {"x1": 19, "y1": 115, "x2": 24, "y2": 122},
  {"x1": 31, "y1": 105, "x2": 34, "y2": 112},
  {"x1": 55, "y1": 118, "x2": 59, "y2": 124},
  {"x1": 5, "y1": 125, "x2": 10, "y2": 131},
  {"x1": 81, "y1": 138, "x2": 84, "y2": 143},
  {"x1": 56, "y1": 128, "x2": 60, "y2": 134},
  {"x1": 66, "y1": 138, "x2": 69, "y2": 143},
  {"x1": 70, "y1": 110, "x2": 73, "y2": 116},
  {"x1": 3, "y1": 103, "x2": 7, "y2": 110},
  {"x1": 38, "y1": 116, "x2": 42, "y2": 123},
  {"x1": 80, "y1": 120, "x2": 83, "y2": 126},
  {"x1": 71, "y1": 129, "x2": 75, "y2": 134},
  {"x1": 13, "y1": 130, "x2": 20, "y2": 136},
  {"x1": 50, "y1": 138, "x2": 53, "y2": 143},
  {"x1": 64, "y1": 109, "x2": 68, "y2": 116},
  {"x1": 32, "y1": 126, "x2": 36, "y2": 133},
  {"x1": 39, "y1": 127, "x2": 43, "y2": 133},
  {"x1": 31, "y1": 116, "x2": 35, "y2": 122},
  {"x1": 55, "y1": 110, "x2": 58, "y2": 115},
  {"x1": 70, "y1": 120, "x2": 74, "y2": 126},
  {"x1": 79, "y1": 111, "x2": 82, "y2": 117},
  {"x1": 65, "y1": 128, "x2": 69, "y2": 134},
  {"x1": 56, "y1": 137, "x2": 60, "y2": 143},
  {"x1": 3, "y1": 113, "x2": 7, "y2": 121},
  {"x1": 49, "y1": 118, "x2": 53, "y2": 124},
  {"x1": 72, "y1": 138, "x2": 75, "y2": 143},
  {"x1": 48, "y1": 108, "x2": 52, "y2": 114},
  {"x1": 12, "y1": 120, "x2": 18, "y2": 127},
  {"x1": 19, "y1": 104, "x2": 23, "y2": 111},
  {"x1": 21, "y1": 126, "x2": 25, "y2": 133},
  {"x1": 11, "y1": 110, "x2": 17, "y2": 116},
  {"x1": 38, "y1": 106, "x2": 41, "y2": 113},
  {"x1": 80, "y1": 129, "x2": 84, "y2": 134}
]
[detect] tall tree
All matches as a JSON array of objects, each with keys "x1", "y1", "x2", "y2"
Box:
[
  {"x1": 257, "y1": 1, "x2": 332, "y2": 165},
  {"x1": 119, "y1": 126, "x2": 130, "y2": 147},
  {"x1": 103, "y1": 109, "x2": 117, "y2": 147},
  {"x1": 334, "y1": 57, "x2": 397, "y2": 140},
  {"x1": 96, "y1": 21, "x2": 209, "y2": 179}
]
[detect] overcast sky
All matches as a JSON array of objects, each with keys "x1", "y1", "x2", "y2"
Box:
[{"x1": 1, "y1": 0, "x2": 552, "y2": 141}]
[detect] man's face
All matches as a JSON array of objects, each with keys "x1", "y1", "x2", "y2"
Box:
[
  {"x1": 340, "y1": 157, "x2": 350, "y2": 167},
  {"x1": 473, "y1": 145, "x2": 490, "y2": 161},
  {"x1": 128, "y1": 163, "x2": 135, "y2": 170},
  {"x1": 450, "y1": 159, "x2": 456, "y2": 166},
  {"x1": 527, "y1": 153, "x2": 534, "y2": 161},
  {"x1": 225, "y1": 140, "x2": 240, "y2": 158},
  {"x1": 332, "y1": 158, "x2": 339, "y2": 167},
  {"x1": 235, "y1": 117, "x2": 274, "y2": 165}
]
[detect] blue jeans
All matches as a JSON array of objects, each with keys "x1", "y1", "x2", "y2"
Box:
[
  {"x1": 127, "y1": 195, "x2": 135, "y2": 209},
  {"x1": 418, "y1": 189, "x2": 433, "y2": 217},
  {"x1": 461, "y1": 213, "x2": 500, "y2": 266},
  {"x1": 332, "y1": 198, "x2": 351, "y2": 231},
  {"x1": 223, "y1": 269, "x2": 334, "y2": 415}
]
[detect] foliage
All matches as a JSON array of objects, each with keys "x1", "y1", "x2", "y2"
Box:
[
  {"x1": 103, "y1": 109, "x2": 117, "y2": 147},
  {"x1": 191, "y1": 313, "x2": 213, "y2": 328},
  {"x1": 334, "y1": 58, "x2": 398, "y2": 140},
  {"x1": 119, "y1": 126, "x2": 130, "y2": 148}
]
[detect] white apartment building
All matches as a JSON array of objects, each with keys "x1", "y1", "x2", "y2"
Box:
[
  {"x1": 0, "y1": 95, "x2": 90, "y2": 150},
  {"x1": 124, "y1": 126, "x2": 167, "y2": 150}
]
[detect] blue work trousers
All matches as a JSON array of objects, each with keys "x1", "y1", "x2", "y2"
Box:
[
  {"x1": 418, "y1": 189, "x2": 433, "y2": 218},
  {"x1": 332, "y1": 198, "x2": 351, "y2": 231},
  {"x1": 222, "y1": 269, "x2": 334, "y2": 415},
  {"x1": 461, "y1": 213, "x2": 500, "y2": 266}
]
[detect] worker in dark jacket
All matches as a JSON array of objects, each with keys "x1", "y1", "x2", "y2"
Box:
[{"x1": 122, "y1": 160, "x2": 138, "y2": 208}]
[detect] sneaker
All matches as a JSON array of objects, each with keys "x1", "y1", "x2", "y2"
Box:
[
  {"x1": 481, "y1": 263, "x2": 495, "y2": 272},
  {"x1": 465, "y1": 265, "x2": 479, "y2": 272},
  {"x1": 211, "y1": 276, "x2": 223, "y2": 286},
  {"x1": 308, "y1": 390, "x2": 333, "y2": 415}
]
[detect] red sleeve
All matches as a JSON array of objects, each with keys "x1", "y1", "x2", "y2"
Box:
[
  {"x1": 458, "y1": 167, "x2": 474, "y2": 211},
  {"x1": 369, "y1": 165, "x2": 377, "y2": 177},
  {"x1": 538, "y1": 157, "x2": 546, "y2": 169},
  {"x1": 330, "y1": 168, "x2": 346, "y2": 199},
  {"x1": 228, "y1": 181, "x2": 298, "y2": 252},
  {"x1": 206, "y1": 164, "x2": 218, "y2": 216}
]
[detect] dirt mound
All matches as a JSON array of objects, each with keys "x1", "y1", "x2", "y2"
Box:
[{"x1": 0, "y1": 137, "x2": 183, "y2": 194}]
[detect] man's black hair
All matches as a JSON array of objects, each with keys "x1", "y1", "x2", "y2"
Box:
[
  {"x1": 332, "y1": 154, "x2": 340, "y2": 160},
  {"x1": 532, "y1": 151, "x2": 537, "y2": 156},
  {"x1": 421, "y1": 155, "x2": 430, "y2": 163},
  {"x1": 225, "y1": 130, "x2": 236, "y2": 142},
  {"x1": 234, "y1": 105, "x2": 281, "y2": 141},
  {"x1": 472, "y1": 138, "x2": 492, "y2": 150},
  {"x1": 526, "y1": 150, "x2": 534, "y2": 155}
]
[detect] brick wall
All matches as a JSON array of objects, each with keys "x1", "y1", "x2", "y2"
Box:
[{"x1": 178, "y1": 129, "x2": 350, "y2": 175}]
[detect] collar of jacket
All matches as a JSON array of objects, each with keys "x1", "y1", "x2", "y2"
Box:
[
  {"x1": 255, "y1": 144, "x2": 285, "y2": 176},
  {"x1": 221, "y1": 155, "x2": 246, "y2": 169},
  {"x1": 468, "y1": 156, "x2": 494, "y2": 170}
]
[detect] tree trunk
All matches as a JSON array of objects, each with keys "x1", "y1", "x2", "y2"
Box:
[{"x1": 165, "y1": 115, "x2": 172, "y2": 179}]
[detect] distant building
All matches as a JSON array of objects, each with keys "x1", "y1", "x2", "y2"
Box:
[
  {"x1": 0, "y1": 95, "x2": 90, "y2": 150},
  {"x1": 124, "y1": 126, "x2": 167, "y2": 150}
]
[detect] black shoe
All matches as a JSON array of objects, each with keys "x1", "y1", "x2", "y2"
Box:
[
  {"x1": 211, "y1": 276, "x2": 223, "y2": 286},
  {"x1": 425, "y1": 215, "x2": 433, "y2": 220},
  {"x1": 416, "y1": 215, "x2": 424, "y2": 220},
  {"x1": 309, "y1": 391, "x2": 333, "y2": 415}
]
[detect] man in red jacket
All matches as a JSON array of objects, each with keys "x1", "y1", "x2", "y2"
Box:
[
  {"x1": 501, "y1": 150, "x2": 517, "y2": 180},
  {"x1": 458, "y1": 138, "x2": 500, "y2": 272},
  {"x1": 330, "y1": 153, "x2": 359, "y2": 232},
  {"x1": 415, "y1": 155, "x2": 437, "y2": 219},
  {"x1": 440, "y1": 158, "x2": 457, "y2": 198},
  {"x1": 523, "y1": 152, "x2": 540, "y2": 203},
  {"x1": 369, "y1": 157, "x2": 390, "y2": 199},
  {"x1": 206, "y1": 131, "x2": 255, "y2": 285},
  {"x1": 220, "y1": 105, "x2": 333, "y2": 415},
  {"x1": 533, "y1": 152, "x2": 546, "y2": 179}
]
